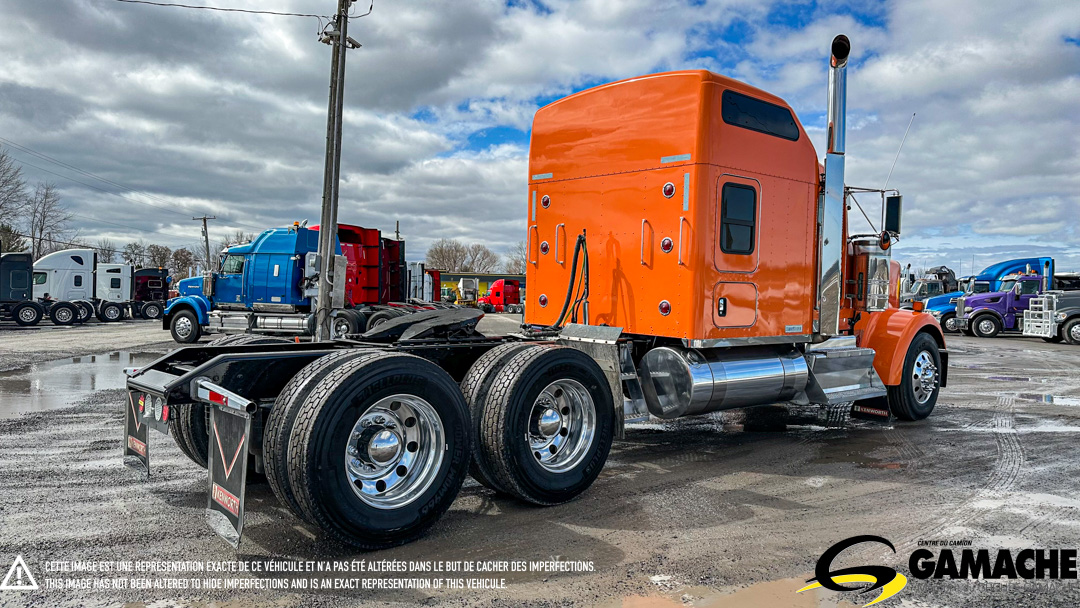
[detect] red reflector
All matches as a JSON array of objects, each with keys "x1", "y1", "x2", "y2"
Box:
[
  {"x1": 208, "y1": 391, "x2": 228, "y2": 406},
  {"x1": 662, "y1": 182, "x2": 675, "y2": 198},
  {"x1": 540, "y1": 241, "x2": 550, "y2": 255},
  {"x1": 659, "y1": 300, "x2": 671, "y2": 316},
  {"x1": 539, "y1": 294, "x2": 548, "y2": 307},
  {"x1": 660, "y1": 237, "x2": 673, "y2": 253},
  {"x1": 541, "y1": 195, "x2": 551, "y2": 208}
]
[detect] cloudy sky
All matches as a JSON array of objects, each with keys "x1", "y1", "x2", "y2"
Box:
[{"x1": 1, "y1": 0, "x2": 1078, "y2": 273}]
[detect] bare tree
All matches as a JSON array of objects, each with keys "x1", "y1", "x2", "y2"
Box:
[
  {"x1": 94, "y1": 237, "x2": 117, "y2": 263},
  {"x1": 122, "y1": 241, "x2": 147, "y2": 267},
  {"x1": 171, "y1": 247, "x2": 195, "y2": 279},
  {"x1": 0, "y1": 223, "x2": 28, "y2": 252},
  {"x1": 0, "y1": 147, "x2": 27, "y2": 225},
  {"x1": 463, "y1": 243, "x2": 499, "y2": 273},
  {"x1": 25, "y1": 182, "x2": 73, "y2": 259},
  {"x1": 146, "y1": 244, "x2": 172, "y2": 268},
  {"x1": 216, "y1": 230, "x2": 256, "y2": 255},
  {"x1": 425, "y1": 238, "x2": 470, "y2": 272},
  {"x1": 503, "y1": 240, "x2": 527, "y2": 274}
]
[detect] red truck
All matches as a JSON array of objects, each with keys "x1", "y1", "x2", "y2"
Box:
[{"x1": 477, "y1": 278, "x2": 523, "y2": 313}]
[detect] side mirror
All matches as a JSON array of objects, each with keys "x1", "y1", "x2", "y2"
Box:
[
  {"x1": 1013, "y1": 282, "x2": 1022, "y2": 295},
  {"x1": 884, "y1": 195, "x2": 902, "y2": 234}
]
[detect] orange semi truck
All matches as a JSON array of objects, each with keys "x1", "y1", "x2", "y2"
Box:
[{"x1": 124, "y1": 35, "x2": 946, "y2": 550}]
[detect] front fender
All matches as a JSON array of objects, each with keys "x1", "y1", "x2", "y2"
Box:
[
  {"x1": 163, "y1": 296, "x2": 211, "y2": 329},
  {"x1": 963, "y1": 307, "x2": 1005, "y2": 323},
  {"x1": 856, "y1": 308, "x2": 947, "y2": 387}
]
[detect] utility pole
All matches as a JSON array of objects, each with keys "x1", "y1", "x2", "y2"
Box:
[
  {"x1": 314, "y1": 0, "x2": 356, "y2": 340},
  {"x1": 193, "y1": 215, "x2": 216, "y2": 272}
]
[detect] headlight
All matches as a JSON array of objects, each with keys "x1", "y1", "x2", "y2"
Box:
[
  {"x1": 1056, "y1": 312, "x2": 1068, "y2": 321},
  {"x1": 930, "y1": 310, "x2": 942, "y2": 318},
  {"x1": 964, "y1": 306, "x2": 973, "y2": 313}
]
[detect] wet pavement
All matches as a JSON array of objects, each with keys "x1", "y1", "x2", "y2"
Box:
[
  {"x1": 0, "y1": 351, "x2": 159, "y2": 419},
  {"x1": 1, "y1": 333, "x2": 1079, "y2": 607}
]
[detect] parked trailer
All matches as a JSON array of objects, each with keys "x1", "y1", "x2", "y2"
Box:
[
  {"x1": 0, "y1": 251, "x2": 44, "y2": 326},
  {"x1": 124, "y1": 36, "x2": 947, "y2": 550}
]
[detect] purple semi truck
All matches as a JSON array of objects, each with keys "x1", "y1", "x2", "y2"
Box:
[{"x1": 954, "y1": 261, "x2": 1080, "y2": 338}]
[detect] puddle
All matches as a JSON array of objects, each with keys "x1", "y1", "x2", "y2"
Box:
[
  {"x1": 1016, "y1": 393, "x2": 1080, "y2": 407},
  {"x1": 0, "y1": 351, "x2": 159, "y2": 419}
]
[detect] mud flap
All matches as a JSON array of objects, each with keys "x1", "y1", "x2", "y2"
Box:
[
  {"x1": 200, "y1": 381, "x2": 255, "y2": 549},
  {"x1": 850, "y1": 400, "x2": 893, "y2": 423},
  {"x1": 124, "y1": 392, "x2": 150, "y2": 476}
]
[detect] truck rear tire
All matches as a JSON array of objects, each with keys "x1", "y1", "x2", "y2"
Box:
[
  {"x1": 475, "y1": 346, "x2": 614, "y2": 506},
  {"x1": 264, "y1": 350, "x2": 374, "y2": 522},
  {"x1": 287, "y1": 352, "x2": 471, "y2": 549},
  {"x1": 99, "y1": 302, "x2": 123, "y2": 323},
  {"x1": 972, "y1": 315, "x2": 1001, "y2": 338},
  {"x1": 460, "y1": 342, "x2": 541, "y2": 493},
  {"x1": 49, "y1": 302, "x2": 78, "y2": 326},
  {"x1": 331, "y1": 311, "x2": 360, "y2": 338},
  {"x1": 170, "y1": 310, "x2": 202, "y2": 343},
  {"x1": 141, "y1": 301, "x2": 163, "y2": 320},
  {"x1": 12, "y1": 302, "x2": 43, "y2": 326},
  {"x1": 74, "y1": 301, "x2": 93, "y2": 323},
  {"x1": 365, "y1": 310, "x2": 395, "y2": 331},
  {"x1": 170, "y1": 335, "x2": 288, "y2": 469},
  {"x1": 1064, "y1": 319, "x2": 1080, "y2": 345},
  {"x1": 888, "y1": 332, "x2": 941, "y2": 421}
]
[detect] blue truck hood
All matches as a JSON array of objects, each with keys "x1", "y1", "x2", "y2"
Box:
[
  {"x1": 925, "y1": 291, "x2": 964, "y2": 312},
  {"x1": 176, "y1": 277, "x2": 204, "y2": 298}
]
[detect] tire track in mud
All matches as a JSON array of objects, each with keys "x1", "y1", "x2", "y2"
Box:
[{"x1": 890, "y1": 395, "x2": 1023, "y2": 555}]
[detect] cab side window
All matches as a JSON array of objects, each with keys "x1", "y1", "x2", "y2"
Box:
[
  {"x1": 720, "y1": 183, "x2": 756, "y2": 255},
  {"x1": 221, "y1": 255, "x2": 245, "y2": 274},
  {"x1": 1019, "y1": 281, "x2": 1039, "y2": 295},
  {"x1": 33, "y1": 272, "x2": 46, "y2": 285}
]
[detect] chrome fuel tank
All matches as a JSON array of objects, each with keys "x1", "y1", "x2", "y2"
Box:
[{"x1": 638, "y1": 346, "x2": 809, "y2": 419}]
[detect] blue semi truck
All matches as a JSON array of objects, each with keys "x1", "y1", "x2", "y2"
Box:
[
  {"x1": 163, "y1": 223, "x2": 418, "y2": 343},
  {"x1": 924, "y1": 257, "x2": 1053, "y2": 332}
]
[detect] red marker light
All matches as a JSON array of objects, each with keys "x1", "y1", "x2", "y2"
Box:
[
  {"x1": 539, "y1": 294, "x2": 548, "y2": 307},
  {"x1": 660, "y1": 237, "x2": 674, "y2": 253},
  {"x1": 663, "y1": 182, "x2": 675, "y2": 198},
  {"x1": 541, "y1": 195, "x2": 551, "y2": 208},
  {"x1": 540, "y1": 241, "x2": 550, "y2": 255},
  {"x1": 659, "y1": 300, "x2": 671, "y2": 316}
]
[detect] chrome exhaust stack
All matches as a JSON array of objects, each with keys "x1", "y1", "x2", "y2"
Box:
[{"x1": 817, "y1": 34, "x2": 850, "y2": 337}]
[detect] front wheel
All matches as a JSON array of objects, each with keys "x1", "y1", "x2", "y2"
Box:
[
  {"x1": 1064, "y1": 319, "x2": 1080, "y2": 346},
  {"x1": 12, "y1": 302, "x2": 43, "y2": 326},
  {"x1": 940, "y1": 313, "x2": 959, "y2": 333},
  {"x1": 170, "y1": 310, "x2": 202, "y2": 343},
  {"x1": 287, "y1": 352, "x2": 470, "y2": 549},
  {"x1": 888, "y1": 332, "x2": 942, "y2": 421},
  {"x1": 972, "y1": 315, "x2": 1002, "y2": 338},
  {"x1": 141, "y1": 301, "x2": 163, "y2": 320},
  {"x1": 476, "y1": 346, "x2": 614, "y2": 505}
]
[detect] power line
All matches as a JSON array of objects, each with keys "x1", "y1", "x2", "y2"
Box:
[{"x1": 104, "y1": 0, "x2": 327, "y2": 18}]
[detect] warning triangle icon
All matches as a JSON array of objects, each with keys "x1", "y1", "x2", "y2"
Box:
[{"x1": 0, "y1": 555, "x2": 38, "y2": 591}]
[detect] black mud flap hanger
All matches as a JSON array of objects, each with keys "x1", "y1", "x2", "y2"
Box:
[
  {"x1": 194, "y1": 378, "x2": 257, "y2": 549},
  {"x1": 123, "y1": 367, "x2": 176, "y2": 477}
]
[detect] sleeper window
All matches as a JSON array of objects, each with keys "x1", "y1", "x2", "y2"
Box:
[{"x1": 720, "y1": 183, "x2": 756, "y2": 255}]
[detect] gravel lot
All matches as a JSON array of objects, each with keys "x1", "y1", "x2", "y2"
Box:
[{"x1": 2, "y1": 326, "x2": 1080, "y2": 607}]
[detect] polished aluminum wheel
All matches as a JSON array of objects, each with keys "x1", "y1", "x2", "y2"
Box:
[
  {"x1": 1070, "y1": 324, "x2": 1080, "y2": 343},
  {"x1": 943, "y1": 317, "x2": 957, "y2": 332},
  {"x1": 977, "y1": 318, "x2": 996, "y2": 335},
  {"x1": 912, "y1": 350, "x2": 938, "y2": 404},
  {"x1": 527, "y1": 378, "x2": 596, "y2": 473},
  {"x1": 54, "y1": 307, "x2": 73, "y2": 323},
  {"x1": 332, "y1": 317, "x2": 352, "y2": 338},
  {"x1": 174, "y1": 316, "x2": 193, "y2": 339},
  {"x1": 345, "y1": 395, "x2": 445, "y2": 509},
  {"x1": 104, "y1": 306, "x2": 121, "y2": 321}
]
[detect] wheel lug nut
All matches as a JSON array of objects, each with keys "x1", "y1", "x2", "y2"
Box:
[
  {"x1": 374, "y1": 416, "x2": 386, "y2": 424},
  {"x1": 351, "y1": 458, "x2": 360, "y2": 467},
  {"x1": 361, "y1": 420, "x2": 371, "y2": 428}
]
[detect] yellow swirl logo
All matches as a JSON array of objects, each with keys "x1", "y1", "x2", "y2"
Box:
[{"x1": 797, "y1": 535, "x2": 908, "y2": 606}]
